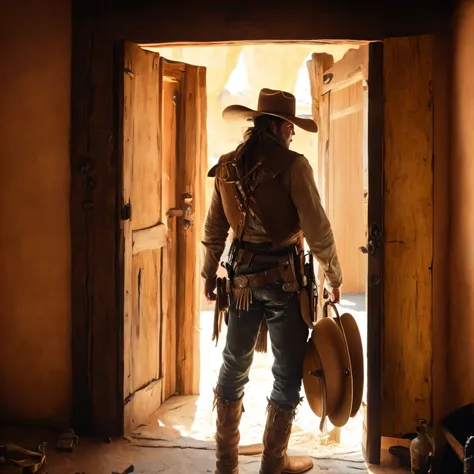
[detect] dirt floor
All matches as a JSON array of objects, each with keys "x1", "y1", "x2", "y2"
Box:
[
  {"x1": 0, "y1": 426, "x2": 409, "y2": 473},
  {"x1": 0, "y1": 295, "x2": 409, "y2": 473}
]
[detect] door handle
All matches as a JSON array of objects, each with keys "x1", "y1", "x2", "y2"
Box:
[
  {"x1": 166, "y1": 193, "x2": 193, "y2": 229},
  {"x1": 166, "y1": 205, "x2": 192, "y2": 219}
]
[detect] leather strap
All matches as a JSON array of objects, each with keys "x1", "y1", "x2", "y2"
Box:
[
  {"x1": 233, "y1": 268, "x2": 281, "y2": 288},
  {"x1": 233, "y1": 266, "x2": 300, "y2": 292}
]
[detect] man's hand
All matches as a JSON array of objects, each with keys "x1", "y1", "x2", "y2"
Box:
[
  {"x1": 330, "y1": 287, "x2": 341, "y2": 304},
  {"x1": 204, "y1": 277, "x2": 217, "y2": 302}
]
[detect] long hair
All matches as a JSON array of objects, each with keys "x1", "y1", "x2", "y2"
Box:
[
  {"x1": 238, "y1": 115, "x2": 286, "y2": 175},
  {"x1": 242, "y1": 114, "x2": 286, "y2": 147}
]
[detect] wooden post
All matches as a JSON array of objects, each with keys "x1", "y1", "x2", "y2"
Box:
[{"x1": 306, "y1": 53, "x2": 334, "y2": 318}]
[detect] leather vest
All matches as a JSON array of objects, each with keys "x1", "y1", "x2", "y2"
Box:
[{"x1": 211, "y1": 140, "x2": 302, "y2": 248}]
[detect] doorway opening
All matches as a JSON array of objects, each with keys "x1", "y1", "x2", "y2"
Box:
[{"x1": 126, "y1": 41, "x2": 372, "y2": 467}]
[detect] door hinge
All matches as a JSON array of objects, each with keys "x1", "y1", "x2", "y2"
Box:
[{"x1": 121, "y1": 202, "x2": 131, "y2": 221}]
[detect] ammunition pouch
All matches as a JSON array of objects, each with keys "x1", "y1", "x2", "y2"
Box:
[{"x1": 299, "y1": 252, "x2": 319, "y2": 328}]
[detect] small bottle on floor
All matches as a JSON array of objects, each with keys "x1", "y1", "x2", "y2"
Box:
[{"x1": 410, "y1": 424, "x2": 433, "y2": 474}]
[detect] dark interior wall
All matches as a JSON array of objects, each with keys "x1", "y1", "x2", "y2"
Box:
[
  {"x1": 449, "y1": 0, "x2": 474, "y2": 415},
  {"x1": 0, "y1": 0, "x2": 72, "y2": 425}
]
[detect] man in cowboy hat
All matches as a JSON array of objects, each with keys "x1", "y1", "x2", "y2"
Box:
[{"x1": 202, "y1": 88, "x2": 343, "y2": 474}]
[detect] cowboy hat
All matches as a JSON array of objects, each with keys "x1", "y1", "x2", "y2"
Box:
[
  {"x1": 222, "y1": 88, "x2": 318, "y2": 133},
  {"x1": 302, "y1": 302, "x2": 361, "y2": 429},
  {"x1": 340, "y1": 312, "x2": 364, "y2": 417}
]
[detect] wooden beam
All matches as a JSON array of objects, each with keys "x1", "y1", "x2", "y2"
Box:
[
  {"x1": 71, "y1": 15, "x2": 121, "y2": 435},
  {"x1": 132, "y1": 224, "x2": 167, "y2": 254},
  {"x1": 382, "y1": 35, "x2": 433, "y2": 437},
  {"x1": 146, "y1": 40, "x2": 371, "y2": 48},
  {"x1": 363, "y1": 41, "x2": 384, "y2": 466},
  {"x1": 97, "y1": 1, "x2": 450, "y2": 44}
]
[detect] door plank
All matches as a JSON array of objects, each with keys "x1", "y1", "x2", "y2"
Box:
[
  {"x1": 130, "y1": 249, "x2": 162, "y2": 396},
  {"x1": 122, "y1": 42, "x2": 164, "y2": 434},
  {"x1": 123, "y1": 41, "x2": 135, "y2": 410},
  {"x1": 175, "y1": 64, "x2": 207, "y2": 396},
  {"x1": 128, "y1": 47, "x2": 162, "y2": 231},
  {"x1": 161, "y1": 75, "x2": 179, "y2": 401},
  {"x1": 328, "y1": 82, "x2": 367, "y2": 293},
  {"x1": 132, "y1": 224, "x2": 167, "y2": 254}
]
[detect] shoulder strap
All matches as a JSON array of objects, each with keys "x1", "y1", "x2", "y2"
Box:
[{"x1": 233, "y1": 158, "x2": 265, "y2": 240}]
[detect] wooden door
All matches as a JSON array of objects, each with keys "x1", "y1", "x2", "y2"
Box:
[
  {"x1": 307, "y1": 44, "x2": 382, "y2": 464},
  {"x1": 308, "y1": 38, "x2": 434, "y2": 464},
  {"x1": 161, "y1": 58, "x2": 208, "y2": 399},
  {"x1": 319, "y1": 47, "x2": 368, "y2": 295},
  {"x1": 119, "y1": 42, "x2": 207, "y2": 434}
]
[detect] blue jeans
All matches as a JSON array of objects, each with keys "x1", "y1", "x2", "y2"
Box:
[{"x1": 217, "y1": 263, "x2": 309, "y2": 407}]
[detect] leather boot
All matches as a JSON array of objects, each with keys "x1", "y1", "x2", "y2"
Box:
[
  {"x1": 260, "y1": 399, "x2": 313, "y2": 474},
  {"x1": 214, "y1": 388, "x2": 244, "y2": 474}
]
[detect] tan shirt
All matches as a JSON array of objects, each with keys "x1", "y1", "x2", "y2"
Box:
[{"x1": 201, "y1": 155, "x2": 343, "y2": 289}]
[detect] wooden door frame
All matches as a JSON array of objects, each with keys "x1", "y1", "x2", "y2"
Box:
[
  {"x1": 70, "y1": 36, "x2": 384, "y2": 456},
  {"x1": 70, "y1": 2, "x2": 449, "y2": 441},
  {"x1": 364, "y1": 42, "x2": 384, "y2": 465}
]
